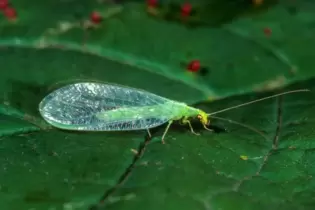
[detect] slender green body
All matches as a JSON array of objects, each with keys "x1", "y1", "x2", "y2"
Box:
[
  {"x1": 38, "y1": 82, "x2": 209, "y2": 133},
  {"x1": 96, "y1": 101, "x2": 200, "y2": 122},
  {"x1": 38, "y1": 82, "x2": 309, "y2": 142}
]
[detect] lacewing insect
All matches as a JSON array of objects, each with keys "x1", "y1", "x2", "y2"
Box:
[{"x1": 38, "y1": 82, "x2": 309, "y2": 144}]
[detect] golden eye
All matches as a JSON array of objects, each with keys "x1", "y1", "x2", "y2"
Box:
[{"x1": 197, "y1": 115, "x2": 202, "y2": 119}]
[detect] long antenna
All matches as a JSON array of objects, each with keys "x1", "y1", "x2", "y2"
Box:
[
  {"x1": 209, "y1": 116, "x2": 268, "y2": 140},
  {"x1": 208, "y1": 89, "x2": 310, "y2": 116}
]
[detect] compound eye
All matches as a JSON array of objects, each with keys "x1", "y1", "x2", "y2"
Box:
[{"x1": 197, "y1": 115, "x2": 202, "y2": 119}]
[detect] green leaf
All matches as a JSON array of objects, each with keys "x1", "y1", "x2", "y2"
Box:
[
  {"x1": 1, "y1": 107, "x2": 145, "y2": 210},
  {"x1": 93, "y1": 78, "x2": 315, "y2": 210},
  {"x1": 1, "y1": 77, "x2": 315, "y2": 209},
  {"x1": 1, "y1": 1, "x2": 315, "y2": 209},
  {"x1": 1, "y1": 0, "x2": 315, "y2": 99},
  {"x1": 0, "y1": 47, "x2": 204, "y2": 105}
]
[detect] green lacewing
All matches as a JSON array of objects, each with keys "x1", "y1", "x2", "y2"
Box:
[{"x1": 38, "y1": 82, "x2": 309, "y2": 143}]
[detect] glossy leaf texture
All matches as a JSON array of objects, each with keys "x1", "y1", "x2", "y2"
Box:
[
  {"x1": 0, "y1": 0, "x2": 315, "y2": 101},
  {"x1": 95, "y1": 78, "x2": 315, "y2": 210},
  {"x1": 1, "y1": 0, "x2": 315, "y2": 209},
  {"x1": 1, "y1": 76, "x2": 315, "y2": 210}
]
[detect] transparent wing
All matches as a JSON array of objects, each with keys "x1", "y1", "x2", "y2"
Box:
[{"x1": 38, "y1": 82, "x2": 173, "y2": 131}]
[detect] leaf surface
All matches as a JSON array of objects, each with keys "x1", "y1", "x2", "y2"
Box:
[
  {"x1": 97, "y1": 79, "x2": 315, "y2": 210},
  {"x1": 1, "y1": 0, "x2": 315, "y2": 100},
  {"x1": 1, "y1": 1, "x2": 315, "y2": 210}
]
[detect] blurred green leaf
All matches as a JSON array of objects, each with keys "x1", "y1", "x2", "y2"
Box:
[{"x1": 1, "y1": 0, "x2": 315, "y2": 99}]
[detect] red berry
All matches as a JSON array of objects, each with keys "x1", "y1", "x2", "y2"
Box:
[
  {"x1": 181, "y1": 2, "x2": 192, "y2": 17},
  {"x1": 4, "y1": 7, "x2": 16, "y2": 20},
  {"x1": 263, "y1": 27, "x2": 272, "y2": 36},
  {"x1": 0, "y1": 0, "x2": 8, "y2": 10},
  {"x1": 90, "y1": 11, "x2": 102, "y2": 24},
  {"x1": 187, "y1": 60, "x2": 201, "y2": 72},
  {"x1": 147, "y1": 0, "x2": 158, "y2": 7}
]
